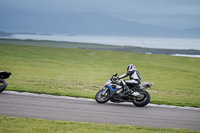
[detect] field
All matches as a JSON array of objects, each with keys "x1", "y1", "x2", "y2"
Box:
[
  {"x1": 0, "y1": 40, "x2": 200, "y2": 107},
  {"x1": 1, "y1": 115, "x2": 199, "y2": 133}
]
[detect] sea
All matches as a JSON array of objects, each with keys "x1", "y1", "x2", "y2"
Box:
[{"x1": 3, "y1": 34, "x2": 200, "y2": 57}]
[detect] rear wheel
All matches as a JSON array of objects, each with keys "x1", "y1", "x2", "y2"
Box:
[
  {"x1": 0, "y1": 79, "x2": 7, "y2": 93},
  {"x1": 133, "y1": 91, "x2": 150, "y2": 107},
  {"x1": 95, "y1": 89, "x2": 110, "y2": 103}
]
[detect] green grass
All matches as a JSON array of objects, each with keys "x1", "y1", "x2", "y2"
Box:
[
  {"x1": 0, "y1": 115, "x2": 199, "y2": 133},
  {"x1": 0, "y1": 42, "x2": 200, "y2": 107}
]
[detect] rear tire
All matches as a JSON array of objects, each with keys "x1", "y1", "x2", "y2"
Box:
[
  {"x1": 133, "y1": 91, "x2": 150, "y2": 107},
  {"x1": 0, "y1": 79, "x2": 7, "y2": 93},
  {"x1": 95, "y1": 90, "x2": 110, "y2": 103}
]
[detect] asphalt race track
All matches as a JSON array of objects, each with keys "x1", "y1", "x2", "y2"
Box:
[{"x1": 0, "y1": 91, "x2": 200, "y2": 130}]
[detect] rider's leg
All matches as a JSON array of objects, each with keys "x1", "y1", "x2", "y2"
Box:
[
  {"x1": 124, "y1": 79, "x2": 139, "y2": 93},
  {"x1": 120, "y1": 80, "x2": 132, "y2": 94}
]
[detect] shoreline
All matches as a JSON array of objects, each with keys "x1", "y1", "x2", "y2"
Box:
[
  {"x1": 11, "y1": 34, "x2": 200, "y2": 50},
  {"x1": 1, "y1": 37, "x2": 200, "y2": 57}
]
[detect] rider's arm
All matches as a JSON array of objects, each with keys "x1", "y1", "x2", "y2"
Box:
[
  {"x1": 118, "y1": 73, "x2": 127, "y2": 79},
  {"x1": 118, "y1": 71, "x2": 133, "y2": 79}
]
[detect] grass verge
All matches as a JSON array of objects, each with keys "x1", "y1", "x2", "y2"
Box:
[
  {"x1": 0, "y1": 115, "x2": 199, "y2": 133},
  {"x1": 0, "y1": 42, "x2": 200, "y2": 107}
]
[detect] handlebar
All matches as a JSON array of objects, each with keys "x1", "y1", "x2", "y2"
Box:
[{"x1": 110, "y1": 73, "x2": 118, "y2": 82}]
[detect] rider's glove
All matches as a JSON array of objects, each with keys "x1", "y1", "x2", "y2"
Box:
[{"x1": 113, "y1": 77, "x2": 119, "y2": 80}]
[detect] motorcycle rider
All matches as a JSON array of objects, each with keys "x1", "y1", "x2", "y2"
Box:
[{"x1": 116, "y1": 64, "x2": 141, "y2": 96}]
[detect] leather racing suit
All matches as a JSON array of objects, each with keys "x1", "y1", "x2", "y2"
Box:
[{"x1": 118, "y1": 69, "x2": 141, "y2": 91}]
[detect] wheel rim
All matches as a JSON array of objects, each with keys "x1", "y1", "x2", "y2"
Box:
[
  {"x1": 97, "y1": 91, "x2": 109, "y2": 101},
  {"x1": 134, "y1": 92, "x2": 147, "y2": 102}
]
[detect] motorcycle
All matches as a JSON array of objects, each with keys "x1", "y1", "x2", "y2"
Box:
[
  {"x1": 0, "y1": 71, "x2": 11, "y2": 93},
  {"x1": 95, "y1": 73, "x2": 154, "y2": 107}
]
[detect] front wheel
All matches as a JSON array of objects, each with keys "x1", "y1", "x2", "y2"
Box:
[
  {"x1": 95, "y1": 89, "x2": 110, "y2": 103},
  {"x1": 133, "y1": 91, "x2": 150, "y2": 107},
  {"x1": 0, "y1": 79, "x2": 7, "y2": 93}
]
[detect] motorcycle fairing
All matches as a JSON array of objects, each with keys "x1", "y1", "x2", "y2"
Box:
[
  {"x1": 105, "y1": 84, "x2": 119, "y2": 91},
  {"x1": 103, "y1": 84, "x2": 121, "y2": 96}
]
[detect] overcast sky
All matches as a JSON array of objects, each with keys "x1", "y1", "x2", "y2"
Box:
[
  {"x1": 1, "y1": 0, "x2": 200, "y2": 15},
  {"x1": 0, "y1": 0, "x2": 200, "y2": 33}
]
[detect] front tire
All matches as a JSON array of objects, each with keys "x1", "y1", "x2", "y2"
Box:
[
  {"x1": 0, "y1": 79, "x2": 7, "y2": 93},
  {"x1": 133, "y1": 91, "x2": 150, "y2": 107},
  {"x1": 95, "y1": 90, "x2": 110, "y2": 103}
]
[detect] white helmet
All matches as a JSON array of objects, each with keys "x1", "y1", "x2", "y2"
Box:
[{"x1": 127, "y1": 64, "x2": 136, "y2": 72}]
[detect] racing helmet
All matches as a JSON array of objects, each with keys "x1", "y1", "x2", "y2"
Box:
[{"x1": 127, "y1": 64, "x2": 136, "y2": 72}]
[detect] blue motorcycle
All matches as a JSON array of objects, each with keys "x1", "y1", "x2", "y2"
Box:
[{"x1": 95, "y1": 73, "x2": 153, "y2": 107}]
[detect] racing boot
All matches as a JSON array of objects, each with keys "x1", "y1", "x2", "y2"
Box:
[{"x1": 123, "y1": 85, "x2": 132, "y2": 95}]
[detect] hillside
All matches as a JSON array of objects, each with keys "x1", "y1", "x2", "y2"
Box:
[
  {"x1": 0, "y1": 31, "x2": 12, "y2": 37},
  {"x1": 59, "y1": 12, "x2": 199, "y2": 38},
  {"x1": 1, "y1": 12, "x2": 200, "y2": 38}
]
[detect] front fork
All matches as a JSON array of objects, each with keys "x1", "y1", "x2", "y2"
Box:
[{"x1": 101, "y1": 88, "x2": 108, "y2": 95}]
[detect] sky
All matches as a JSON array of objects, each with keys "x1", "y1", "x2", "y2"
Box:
[{"x1": 0, "y1": 0, "x2": 200, "y2": 34}]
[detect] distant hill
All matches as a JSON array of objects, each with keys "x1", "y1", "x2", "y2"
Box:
[
  {"x1": 0, "y1": 31, "x2": 12, "y2": 37},
  {"x1": 49, "y1": 12, "x2": 200, "y2": 38},
  {"x1": 0, "y1": 12, "x2": 200, "y2": 38}
]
